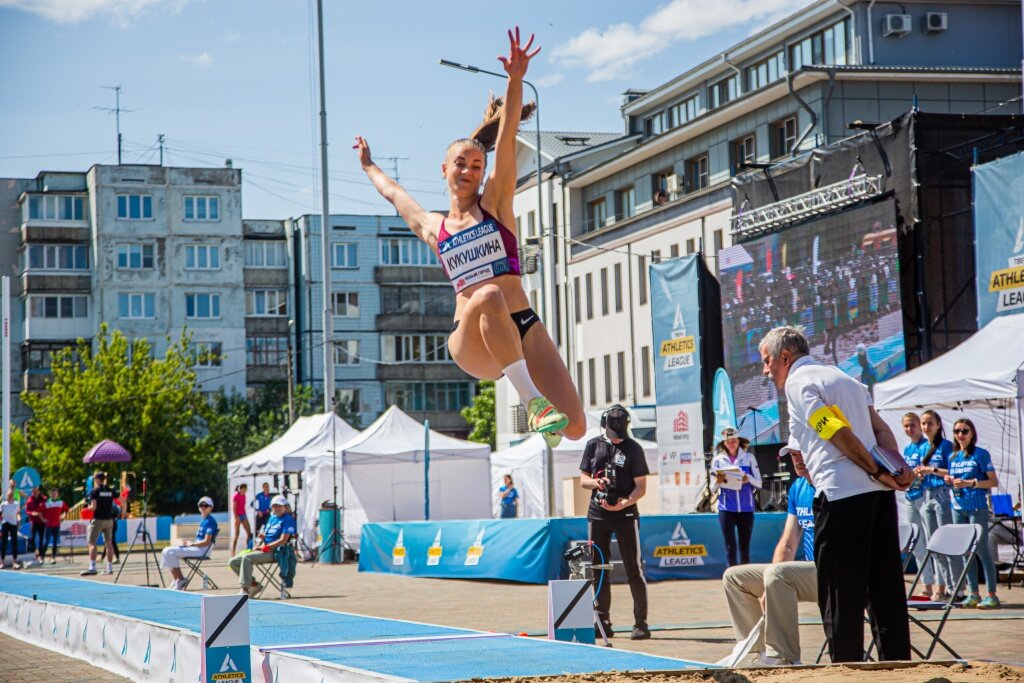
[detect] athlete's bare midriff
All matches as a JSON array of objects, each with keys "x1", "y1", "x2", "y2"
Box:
[{"x1": 452, "y1": 273, "x2": 531, "y2": 321}]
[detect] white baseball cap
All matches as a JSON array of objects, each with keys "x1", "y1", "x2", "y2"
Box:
[
  {"x1": 271, "y1": 494, "x2": 289, "y2": 507},
  {"x1": 197, "y1": 496, "x2": 214, "y2": 508}
]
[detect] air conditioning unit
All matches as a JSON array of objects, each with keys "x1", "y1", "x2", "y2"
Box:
[
  {"x1": 666, "y1": 174, "x2": 682, "y2": 194},
  {"x1": 883, "y1": 14, "x2": 912, "y2": 37},
  {"x1": 924, "y1": 12, "x2": 947, "y2": 32}
]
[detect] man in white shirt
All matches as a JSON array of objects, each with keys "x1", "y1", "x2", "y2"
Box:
[{"x1": 759, "y1": 326, "x2": 914, "y2": 663}]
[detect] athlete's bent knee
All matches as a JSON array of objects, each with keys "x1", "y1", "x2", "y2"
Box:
[{"x1": 467, "y1": 284, "x2": 507, "y2": 313}]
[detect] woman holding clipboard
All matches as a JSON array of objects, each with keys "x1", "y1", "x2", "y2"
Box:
[{"x1": 711, "y1": 426, "x2": 763, "y2": 566}]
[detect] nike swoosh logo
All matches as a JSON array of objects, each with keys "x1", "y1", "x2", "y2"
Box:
[{"x1": 519, "y1": 315, "x2": 536, "y2": 326}]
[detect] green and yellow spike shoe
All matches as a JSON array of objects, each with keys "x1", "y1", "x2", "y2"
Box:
[
  {"x1": 541, "y1": 430, "x2": 563, "y2": 448},
  {"x1": 527, "y1": 397, "x2": 569, "y2": 434}
]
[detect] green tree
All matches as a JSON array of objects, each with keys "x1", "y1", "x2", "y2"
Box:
[
  {"x1": 460, "y1": 380, "x2": 495, "y2": 450},
  {"x1": 22, "y1": 325, "x2": 210, "y2": 512}
]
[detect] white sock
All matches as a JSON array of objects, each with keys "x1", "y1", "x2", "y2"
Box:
[
  {"x1": 89, "y1": 561, "x2": 96, "y2": 570},
  {"x1": 503, "y1": 359, "x2": 542, "y2": 403},
  {"x1": 106, "y1": 562, "x2": 113, "y2": 571}
]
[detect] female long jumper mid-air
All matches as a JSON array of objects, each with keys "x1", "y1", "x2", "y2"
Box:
[{"x1": 355, "y1": 28, "x2": 584, "y2": 447}]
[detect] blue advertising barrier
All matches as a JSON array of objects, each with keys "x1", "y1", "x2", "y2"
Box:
[{"x1": 359, "y1": 513, "x2": 786, "y2": 584}]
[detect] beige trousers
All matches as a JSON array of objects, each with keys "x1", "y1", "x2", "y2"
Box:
[
  {"x1": 722, "y1": 561, "x2": 817, "y2": 663},
  {"x1": 228, "y1": 550, "x2": 276, "y2": 588}
]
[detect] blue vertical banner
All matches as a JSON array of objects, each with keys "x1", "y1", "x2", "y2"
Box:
[
  {"x1": 710, "y1": 369, "x2": 737, "y2": 447},
  {"x1": 974, "y1": 151, "x2": 1024, "y2": 328},
  {"x1": 650, "y1": 256, "x2": 706, "y2": 513}
]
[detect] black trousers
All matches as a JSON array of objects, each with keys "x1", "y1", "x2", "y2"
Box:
[
  {"x1": 255, "y1": 511, "x2": 270, "y2": 535},
  {"x1": 589, "y1": 516, "x2": 648, "y2": 628},
  {"x1": 30, "y1": 522, "x2": 45, "y2": 555},
  {"x1": 813, "y1": 489, "x2": 911, "y2": 662},
  {"x1": 718, "y1": 510, "x2": 755, "y2": 566},
  {"x1": 0, "y1": 522, "x2": 17, "y2": 560}
]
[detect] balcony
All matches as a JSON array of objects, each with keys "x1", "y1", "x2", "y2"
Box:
[
  {"x1": 375, "y1": 363, "x2": 470, "y2": 382},
  {"x1": 22, "y1": 371, "x2": 49, "y2": 392},
  {"x1": 21, "y1": 224, "x2": 90, "y2": 242},
  {"x1": 374, "y1": 265, "x2": 447, "y2": 285},
  {"x1": 400, "y1": 410, "x2": 470, "y2": 436},
  {"x1": 21, "y1": 272, "x2": 91, "y2": 294},
  {"x1": 375, "y1": 313, "x2": 453, "y2": 332},
  {"x1": 245, "y1": 365, "x2": 289, "y2": 385},
  {"x1": 242, "y1": 268, "x2": 289, "y2": 287}
]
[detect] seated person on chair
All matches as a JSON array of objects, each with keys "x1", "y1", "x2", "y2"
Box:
[
  {"x1": 722, "y1": 448, "x2": 817, "y2": 666},
  {"x1": 161, "y1": 496, "x2": 218, "y2": 590},
  {"x1": 229, "y1": 495, "x2": 295, "y2": 598}
]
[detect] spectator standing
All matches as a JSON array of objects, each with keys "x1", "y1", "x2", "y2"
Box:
[
  {"x1": 231, "y1": 483, "x2": 252, "y2": 555},
  {"x1": 41, "y1": 487, "x2": 68, "y2": 564},
  {"x1": 253, "y1": 482, "x2": 273, "y2": 536},
  {"x1": 900, "y1": 413, "x2": 941, "y2": 598},
  {"x1": 80, "y1": 471, "x2": 117, "y2": 576},
  {"x1": 229, "y1": 495, "x2": 295, "y2": 600},
  {"x1": 914, "y1": 410, "x2": 961, "y2": 600},
  {"x1": 711, "y1": 426, "x2": 763, "y2": 566},
  {"x1": 498, "y1": 474, "x2": 519, "y2": 519},
  {"x1": 1, "y1": 490, "x2": 21, "y2": 568},
  {"x1": 162, "y1": 496, "x2": 219, "y2": 590},
  {"x1": 759, "y1": 326, "x2": 913, "y2": 663},
  {"x1": 25, "y1": 485, "x2": 47, "y2": 563},
  {"x1": 945, "y1": 418, "x2": 1000, "y2": 609}
]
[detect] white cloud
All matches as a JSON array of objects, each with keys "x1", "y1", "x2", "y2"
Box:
[
  {"x1": 536, "y1": 73, "x2": 564, "y2": 88},
  {"x1": 550, "y1": 0, "x2": 808, "y2": 82},
  {"x1": 179, "y1": 51, "x2": 212, "y2": 68},
  {"x1": 0, "y1": 0, "x2": 190, "y2": 26}
]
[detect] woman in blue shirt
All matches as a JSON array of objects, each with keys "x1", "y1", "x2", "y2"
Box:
[
  {"x1": 161, "y1": 496, "x2": 218, "y2": 591},
  {"x1": 944, "y1": 418, "x2": 1000, "y2": 609},
  {"x1": 913, "y1": 410, "x2": 961, "y2": 601},
  {"x1": 711, "y1": 426, "x2": 762, "y2": 566},
  {"x1": 900, "y1": 412, "x2": 940, "y2": 599},
  {"x1": 498, "y1": 474, "x2": 519, "y2": 519}
]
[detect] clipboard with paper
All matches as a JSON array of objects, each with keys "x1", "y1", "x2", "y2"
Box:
[{"x1": 715, "y1": 466, "x2": 746, "y2": 491}]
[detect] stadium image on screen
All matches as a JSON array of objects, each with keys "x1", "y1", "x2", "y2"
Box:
[{"x1": 718, "y1": 199, "x2": 906, "y2": 444}]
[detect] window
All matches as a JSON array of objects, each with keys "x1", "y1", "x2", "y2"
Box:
[
  {"x1": 587, "y1": 198, "x2": 607, "y2": 232},
  {"x1": 384, "y1": 381, "x2": 475, "y2": 412},
  {"x1": 183, "y1": 195, "x2": 219, "y2": 221},
  {"x1": 573, "y1": 276, "x2": 581, "y2": 323},
  {"x1": 190, "y1": 342, "x2": 223, "y2": 368},
  {"x1": 186, "y1": 293, "x2": 220, "y2": 319},
  {"x1": 714, "y1": 229, "x2": 724, "y2": 252},
  {"x1": 745, "y1": 51, "x2": 785, "y2": 91},
  {"x1": 617, "y1": 352, "x2": 626, "y2": 401},
  {"x1": 116, "y1": 194, "x2": 153, "y2": 220},
  {"x1": 334, "y1": 340, "x2": 360, "y2": 365},
  {"x1": 771, "y1": 116, "x2": 798, "y2": 159},
  {"x1": 380, "y1": 238, "x2": 437, "y2": 266},
  {"x1": 790, "y1": 18, "x2": 850, "y2": 71},
  {"x1": 244, "y1": 241, "x2": 287, "y2": 268},
  {"x1": 600, "y1": 268, "x2": 609, "y2": 316},
  {"x1": 638, "y1": 256, "x2": 648, "y2": 305},
  {"x1": 336, "y1": 388, "x2": 361, "y2": 414},
  {"x1": 382, "y1": 334, "x2": 451, "y2": 363},
  {"x1": 332, "y1": 243, "x2": 358, "y2": 268},
  {"x1": 641, "y1": 346, "x2": 651, "y2": 396},
  {"x1": 644, "y1": 110, "x2": 668, "y2": 137},
  {"x1": 245, "y1": 289, "x2": 287, "y2": 317},
  {"x1": 652, "y1": 249, "x2": 662, "y2": 264},
  {"x1": 585, "y1": 273, "x2": 594, "y2": 320},
  {"x1": 613, "y1": 263, "x2": 623, "y2": 312},
  {"x1": 118, "y1": 293, "x2": 155, "y2": 319},
  {"x1": 185, "y1": 244, "x2": 220, "y2": 270},
  {"x1": 333, "y1": 291, "x2": 359, "y2": 317},
  {"x1": 603, "y1": 354, "x2": 612, "y2": 403},
  {"x1": 731, "y1": 134, "x2": 756, "y2": 174},
  {"x1": 527, "y1": 211, "x2": 536, "y2": 238},
  {"x1": 588, "y1": 358, "x2": 596, "y2": 406},
  {"x1": 709, "y1": 75, "x2": 739, "y2": 109},
  {"x1": 576, "y1": 361, "x2": 584, "y2": 401},
  {"x1": 614, "y1": 185, "x2": 635, "y2": 220},
  {"x1": 246, "y1": 336, "x2": 287, "y2": 366},
  {"x1": 669, "y1": 94, "x2": 699, "y2": 128},
  {"x1": 26, "y1": 244, "x2": 89, "y2": 271},
  {"x1": 29, "y1": 295, "x2": 88, "y2": 319},
  {"x1": 686, "y1": 238, "x2": 696, "y2": 254},
  {"x1": 688, "y1": 155, "x2": 709, "y2": 192},
  {"x1": 23, "y1": 341, "x2": 73, "y2": 372},
  {"x1": 117, "y1": 243, "x2": 154, "y2": 269},
  {"x1": 27, "y1": 194, "x2": 85, "y2": 221},
  {"x1": 652, "y1": 169, "x2": 673, "y2": 195},
  {"x1": 670, "y1": 244, "x2": 680, "y2": 259}
]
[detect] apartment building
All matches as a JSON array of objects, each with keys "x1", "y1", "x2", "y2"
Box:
[{"x1": 496, "y1": 0, "x2": 1023, "y2": 449}]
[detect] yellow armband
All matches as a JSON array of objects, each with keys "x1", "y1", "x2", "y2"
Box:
[{"x1": 809, "y1": 404, "x2": 851, "y2": 440}]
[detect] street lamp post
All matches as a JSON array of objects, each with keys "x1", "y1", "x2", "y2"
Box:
[{"x1": 440, "y1": 58, "x2": 558, "y2": 516}]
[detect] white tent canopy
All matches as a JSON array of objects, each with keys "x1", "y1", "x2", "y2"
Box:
[
  {"x1": 301, "y1": 406, "x2": 492, "y2": 550},
  {"x1": 489, "y1": 413, "x2": 659, "y2": 518},
  {"x1": 874, "y1": 314, "x2": 1024, "y2": 506}
]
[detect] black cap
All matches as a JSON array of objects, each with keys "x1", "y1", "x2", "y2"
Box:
[{"x1": 604, "y1": 405, "x2": 631, "y2": 440}]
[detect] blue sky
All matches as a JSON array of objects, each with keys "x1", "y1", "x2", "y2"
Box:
[{"x1": 0, "y1": 0, "x2": 809, "y2": 218}]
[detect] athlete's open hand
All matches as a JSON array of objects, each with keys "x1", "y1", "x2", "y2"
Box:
[
  {"x1": 498, "y1": 26, "x2": 540, "y2": 80},
  {"x1": 353, "y1": 136, "x2": 373, "y2": 170}
]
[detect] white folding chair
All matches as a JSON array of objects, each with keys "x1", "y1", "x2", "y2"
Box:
[{"x1": 180, "y1": 531, "x2": 220, "y2": 591}]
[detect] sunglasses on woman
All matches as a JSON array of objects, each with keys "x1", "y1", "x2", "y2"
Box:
[{"x1": 953, "y1": 428, "x2": 971, "y2": 434}]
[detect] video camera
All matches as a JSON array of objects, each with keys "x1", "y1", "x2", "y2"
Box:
[{"x1": 593, "y1": 464, "x2": 619, "y2": 507}]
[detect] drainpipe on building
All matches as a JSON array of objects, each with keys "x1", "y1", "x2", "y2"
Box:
[
  {"x1": 835, "y1": 0, "x2": 860, "y2": 63},
  {"x1": 867, "y1": 0, "x2": 879, "y2": 65}
]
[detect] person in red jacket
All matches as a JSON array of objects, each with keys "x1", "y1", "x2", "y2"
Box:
[
  {"x1": 25, "y1": 486, "x2": 48, "y2": 564},
  {"x1": 41, "y1": 487, "x2": 69, "y2": 564}
]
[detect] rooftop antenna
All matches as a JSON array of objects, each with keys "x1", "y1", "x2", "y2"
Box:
[{"x1": 93, "y1": 85, "x2": 136, "y2": 165}]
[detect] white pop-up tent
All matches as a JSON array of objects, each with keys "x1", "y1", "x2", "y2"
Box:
[
  {"x1": 226, "y1": 413, "x2": 358, "y2": 545},
  {"x1": 489, "y1": 413, "x2": 659, "y2": 518},
  {"x1": 300, "y1": 406, "x2": 491, "y2": 550},
  {"x1": 874, "y1": 314, "x2": 1024, "y2": 507}
]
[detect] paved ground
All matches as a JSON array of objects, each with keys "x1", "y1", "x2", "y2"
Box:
[{"x1": 2, "y1": 550, "x2": 1023, "y2": 680}]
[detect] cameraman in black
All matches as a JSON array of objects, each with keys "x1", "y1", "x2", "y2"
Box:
[{"x1": 579, "y1": 405, "x2": 651, "y2": 640}]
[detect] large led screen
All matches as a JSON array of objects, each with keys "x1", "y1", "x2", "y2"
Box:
[{"x1": 718, "y1": 199, "x2": 906, "y2": 444}]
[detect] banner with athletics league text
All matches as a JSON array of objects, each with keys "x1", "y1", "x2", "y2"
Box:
[
  {"x1": 974, "y1": 151, "x2": 1024, "y2": 327},
  {"x1": 650, "y1": 256, "x2": 707, "y2": 513}
]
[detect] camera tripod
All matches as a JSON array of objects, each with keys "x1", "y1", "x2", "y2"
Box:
[
  {"x1": 694, "y1": 451, "x2": 718, "y2": 513},
  {"x1": 566, "y1": 543, "x2": 615, "y2": 647},
  {"x1": 114, "y1": 475, "x2": 164, "y2": 588}
]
